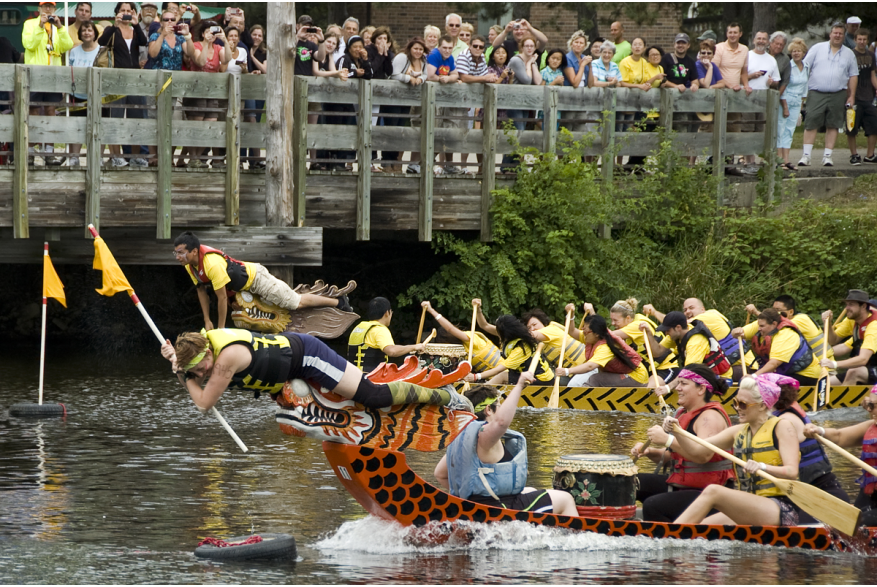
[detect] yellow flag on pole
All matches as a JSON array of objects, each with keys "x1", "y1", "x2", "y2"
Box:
[
  {"x1": 92, "y1": 236, "x2": 133, "y2": 296},
  {"x1": 43, "y1": 253, "x2": 66, "y2": 307}
]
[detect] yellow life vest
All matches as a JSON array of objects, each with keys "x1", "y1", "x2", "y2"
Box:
[
  {"x1": 470, "y1": 332, "x2": 503, "y2": 372},
  {"x1": 541, "y1": 321, "x2": 589, "y2": 369},
  {"x1": 347, "y1": 321, "x2": 389, "y2": 372},
  {"x1": 733, "y1": 416, "x2": 784, "y2": 497},
  {"x1": 205, "y1": 328, "x2": 293, "y2": 395},
  {"x1": 503, "y1": 339, "x2": 554, "y2": 383}
]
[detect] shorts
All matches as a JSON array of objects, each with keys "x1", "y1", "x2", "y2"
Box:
[
  {"x1": 285, "y1": 332, "x2": 349, "y2": 390},
  {"x1": 246, "y1": 264, "x2": 302, "y2": 310},
  {"x1": 29, "y1": 91, "x2": 63, "y2": 105},
  {"x1": 466, "y1": 489, "x2": 554, "y2": 513},
  {"x1": 803, "y1": 90, "x2": 846, "y2": 131},
  {"x1": 848, "y1": 100, "x2": 877, "y2": 137},
  {"x1": 867, "y1": 366, "x2": 877, "y2": 385},
  {"x1": 769, "y1": 495, "x2": 799, "y2": 527},
  {"x1": 656, "y1": 367, "x2": 677, "y2": 383},
  {"x1": 439, "y1": 106, "x2": 468, "y2": 129}
]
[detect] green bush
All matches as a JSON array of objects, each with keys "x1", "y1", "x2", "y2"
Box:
[{"x1": 401, "y1": 133, "x2": 877, "y2": 327}]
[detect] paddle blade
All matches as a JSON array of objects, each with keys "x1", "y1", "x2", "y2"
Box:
[
  {"x1": 814, "y1": 371, "x2": 828, "y2": 411},
  {"x1": 548, "y1": 380, "x2": 560, "y2": 409},
  {"x1": 773, "y1": 478, "x2": 861, "y2": 536}
]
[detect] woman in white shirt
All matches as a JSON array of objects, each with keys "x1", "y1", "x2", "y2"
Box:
[{"x1": 66, "y1": 21, "x2": 100, "y2": 167}]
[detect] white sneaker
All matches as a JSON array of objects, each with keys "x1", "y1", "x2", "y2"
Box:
[
  {"x1": 797, "y1": 154, "x2": 811, "y2": 167},
  {"x1": 130, "y1": 157, "x2": 148, "y2": 167},
  {"x1": 446, "y1": 388, "x2": 475, "y2": 413},
  {"x1": 110, "y1": 157, "x2": 128, "y2": 168},
  {"x1": 445, "y1": 165, "x2": 463, "y2": 174},
  {"x1": 433, "y1": 165, "x2": 445, "y2": 175},
  {"x1": 67, "y1": 156, "x2": 80, "y2": 167},
  {"x1": 406, "y1": 163, "x2": 421, "y2": 174},
  {"x1": 822, "y1": 155, "x2": 833, "y2": 167}
]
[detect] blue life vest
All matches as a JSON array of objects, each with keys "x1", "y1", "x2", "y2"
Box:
[
  {"x1": 773, "y1": 402, "x2": 832, "y2": 484},
  {"x1": 751, "y1": 317, "x2": 813, "y2": 376},
  {"x1": 446, "y1": 421, "x2": 528, "y2": 501}
]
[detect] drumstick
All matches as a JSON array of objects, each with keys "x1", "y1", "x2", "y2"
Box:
[
  {"x1": 467, "y1": 303, "x2": 478, "y2": 365},
  {"x1": 421, "y1": 328, "x2": 437, "y2": 347},
  {"x1": 416, "y1": 305, "x2": 427, "y2": 344}
]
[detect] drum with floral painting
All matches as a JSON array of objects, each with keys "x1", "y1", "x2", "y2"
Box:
[{"x1": 552, "y1": 454, "x2": 639, "y2": 519}]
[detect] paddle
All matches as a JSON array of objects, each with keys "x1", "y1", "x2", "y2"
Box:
[
  {"x1": 813, "y1": 316, "x2": 831, "y2": 413},
  {"x1": 416, "y1": 305, "x2": 427, "y2": 344},
  {"x1": 548, "y1": 310, "x2": 572, "y2": 409},
  {"x1": 739, "y1": 336, "x2": 747, "y2": 377},
  {"x1": 672, "y1": 424, "x2": 861, "y2": 535},
  {"x1": 421, "y1": 328, "x2": 437, "y2": 347},
  {"x1": 642, "y1": 327, "x2": 672, "y2": 416},
  {"x1": 528, "y1": 342, "x2": 545, "y2": 373},
  {"x1": 815, "y1": 433, "x2": 877, "y2": 479},
  {"x1": 466, "y1": 303, "x2": 478, "y2": 365},
  {"x1": 834, "y1": 308, "x2": 847, "y2": 328},
  {"x1": 632, "y1": 439, "x2": 651, "y2": 464}
]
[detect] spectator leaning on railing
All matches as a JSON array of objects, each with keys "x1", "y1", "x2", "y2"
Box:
[
  {"x1": 458, "y1": 35, "x2": 497, "y2": 175},
  {"x1": 65, "y1": 20, "x2": 100, "y2": 167},
  {"x1": 367, "y1": 26, "x2": 397, "y2": 172},
  {"x1": 713, "y1": 22, "x2": 751, "y2": 167},
  {"x1": 423, "y1": 25, "x2": 440, "y2": 53},
  {"x1": 563, "y1": 31, "x2": 594, "y2": 138},
  {"x1": 98, "y1": 2, "x2": 149, "y2": 168},
  {"x1": 66, "y1": 2, "x2": 103, "y2": 49},
  {"x1": 22, "y1": 1, "x2": 73, "y2": 166},
  {"x1": 391, "y1": 36, "x2": 426, "y2": 174},
  {"x1": 741, "y1": 31, "x2": 780, "y2": 174},
  {"x1": 185, "y1": 22, "x2": 231, "y2": 169},
  {"x1": 798, "y1": 21, "x2": 858, "y2": 168}
]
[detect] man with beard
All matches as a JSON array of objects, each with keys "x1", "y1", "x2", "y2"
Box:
[
  {"x1": 822, "y1": 290, "x2": 877, "y2": 385},
  {"x1": 741, "y1": 31, "x2": 780, "y2": 173}
]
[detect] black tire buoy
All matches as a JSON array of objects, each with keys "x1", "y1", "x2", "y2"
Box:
[
  {"x1": 9, "y1": 403, "x2": 66, "y2": 418},
  {"x1": 194, "y1": 533, "x2": 296, "y2": 561}
]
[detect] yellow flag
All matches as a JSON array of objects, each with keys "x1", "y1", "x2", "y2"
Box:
[
  {"x1": 43, "y1": 254, "x2": 66, "y2": 308},
  {"x1": 92, "y1": 236, "x2": 133, "y2": 296}
]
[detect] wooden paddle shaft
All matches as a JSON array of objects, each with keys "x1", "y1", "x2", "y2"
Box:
[
  {"x1": 672, "y1": 424, "x2": 781, "y2": 484},
  {"x1": 548, "y1": 313, "x2": 572, "y2": 408},
  {"x1": 632, "y1": 439, "x2": 651, "y2": 464},
  {"x1": 528, "y1": 342, "x2": 545, "y2": 372},
  {"x1": 421, "y1": 328, "x2": 437, "y2": 346},
  {"x1": 416, "y1": 306, "x2": 427, "y2": 344},
  {"x1": 642, "y1": 329, "x2": 670, "y2": 412},
  {"x1": 817, "y1": 434, "x2": 877, "y2": 479},
  {"x1": 467, "y1": 305, "x2": 478, "y2": 364},
  {"x1": 833, "y1": 308, "x2": 847, "y2": 328},
  {"x1": 739, "y1": 336, "x2": 747, "y2": 377}
]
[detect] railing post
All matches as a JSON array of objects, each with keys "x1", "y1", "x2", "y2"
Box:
[
  {"x1": 418, "y1": 81, "x2": 436, "y2": 242},
  {"x1": 12, "y1": 65, "x2": 29, "y2": 239},
  {"x1": 85, "y1": 66, "x2": 102, "y2": 236},
  {"x1": 542, "y1": 85, "x2": 558, "y2": 155},
  {"x1": 291, "y1": 75, "x2": 309, "y2": 227},
  {"x1": 763, "y1": 88, "x2": 780, "y2": 204},
  {"x1": 225, "y1": 73, "x2": 241, "y2": 226},
  {"x1": 712, "y1": 89, "x2": 728, "y2": 206},
  {"x1": 156, "y1": 69, "x2": 173, "y2": 238},
  {"x1": 356, "y1": 79, "x2": 372, "y2": 241},
  {"x1": 659, "y1": 88, "x2": 675, "y2": 174},
  {"x1": 600, "y1": 87, "x2": 616, "y2": 185},
  {"x1": 481, "y1": 84, "x2": 497, "y2": 243}
]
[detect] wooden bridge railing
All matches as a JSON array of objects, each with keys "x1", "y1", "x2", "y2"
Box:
[{"x1": 0, "y1": 65, "x2": 779, "y2": 244}]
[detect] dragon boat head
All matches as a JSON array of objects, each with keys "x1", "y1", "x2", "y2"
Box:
[
  {"x1": 231, "y1": 280, "x2": 360, "y2": 338},
  {"x1": 274, "y1": 378, "x2": 476, "y2": 451}
]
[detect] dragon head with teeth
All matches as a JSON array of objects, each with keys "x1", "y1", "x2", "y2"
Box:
[
  {"x1": 231, "y1": 280, "x2": 359, "y2": 339},
  {"x1": 274, "y1": 379, "x2": 476, "y2": 451}
]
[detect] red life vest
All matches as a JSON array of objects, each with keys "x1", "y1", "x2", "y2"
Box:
[
  {"x1": 749, "y1": 316, "x2": 813, "y2": 375},
  {"x1": 678, "y1": 320, "x2": 731, "y2": 376},
  {"x1": 859, "y1": 422, "x2": 877, "y2": 495},
  {"x1": 193, "y1": 245, "x2": 250, "y2": 294},
  {"x1": 852, "y1": 311, "x2": 877, "y2": 367},
  {"x1": 584, "y1": 332, "x2": 642, "y2": 374},
  {"x1": 667, "y1": 402, "x2": 735, "y2": 489}
]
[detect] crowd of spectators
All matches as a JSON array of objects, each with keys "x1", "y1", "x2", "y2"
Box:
[{"x1": 4, "y1": 4, "x2": 876, "y2": 174}]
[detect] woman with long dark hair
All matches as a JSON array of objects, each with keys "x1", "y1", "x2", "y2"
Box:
[
  {"x1": 465, "y1": 314, "x2": 554, "y2": 385},
  {"x1": 555, "y1": 315, "x2": 648, "y2": 387},
  {"x1": 327, "y1": 35, "x2": 373, "y2": 170},
  {"x1": 392, "y1": 36, "x2": 427, "y2": 173}
]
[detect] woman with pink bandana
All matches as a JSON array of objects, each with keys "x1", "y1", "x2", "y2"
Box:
[
  {"x1": 803, "y1": 384, "x2": 877, "y2": 527},
  {"x1": 770, "y1": 373, "x2": 850, "y2": 520},
  {"x1": 668, "y1": 374, "x2": 802, "y2": 527}
]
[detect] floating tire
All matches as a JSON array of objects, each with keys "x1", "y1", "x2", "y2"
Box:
[
  {"x1": 194, "y1": 533, "x2": 296, "y2": 561},
  {"x1": 9, "y1": 403, "x2": 66, "y2": 418}
]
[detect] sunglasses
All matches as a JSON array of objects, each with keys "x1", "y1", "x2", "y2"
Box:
[
  {"x1": 863, "y1": 399, "x2": 877, "y2": 412},
  {"x1": 162, "y1": 17, "x2": 175, "y2": 21},
  {"x1": 471, "y1": 44, "x2": 484, "y2": 49},
  {"x1": 733, "y1": 398, "x2": 760, "y2": 411},
  {"x1": 447, "y1": 24, "x2": 460, "y2": 28},
  {"x1": 172, "y1": 249, "x2": 187, "y2": 257}
]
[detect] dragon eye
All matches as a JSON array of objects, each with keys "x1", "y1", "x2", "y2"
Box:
[{"x1": 241, "y1": 291, "x2": 254, "y2": 302}]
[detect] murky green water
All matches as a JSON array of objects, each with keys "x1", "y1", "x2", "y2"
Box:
[{"x1": 1, "y1": 347, "x2": 875, "y2": 584}]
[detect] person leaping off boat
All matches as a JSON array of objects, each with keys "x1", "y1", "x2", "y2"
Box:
[
  {"x1": 173, "y1": 231, "x2": 353, "y2": 331},
  {"x1": 160, "y1": 327, "x2": 474, "y2": 415},
  {"x1": 802, "y1": 383, "x2": 877, "y2": 527},
  {"x1": 434, "y1": 371, "x2": 578, "y2": 516}
]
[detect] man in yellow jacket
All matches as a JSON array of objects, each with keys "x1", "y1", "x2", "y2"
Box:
[{"x1": 22, "y1": 1, "x2": 74, "y2": 166}]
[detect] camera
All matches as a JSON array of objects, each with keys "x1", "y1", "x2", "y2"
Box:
[
  {"x1": 47, "y1": 15, "x2": 57, "y2": 23},
  {"x1": 122, "y1": 14, "x2": 133, "y2": 21},
  {"x1": 513, "y1": 23, "x2": 520, "y2": 29},
  {"x1": 306, "y1": 27, "x2": 318, "y2": 33},
  {"x1": 210, "y1": 25, "x2": 221, "y2": 34},
  {"x1": 173, "y1": 23, "x2": 186, "y2": 33}
]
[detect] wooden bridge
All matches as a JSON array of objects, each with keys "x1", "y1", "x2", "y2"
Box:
[{"x1": 0, "y1": 63, "x2": 780, "y2": 266}]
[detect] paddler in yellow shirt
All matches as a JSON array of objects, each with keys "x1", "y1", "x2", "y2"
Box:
[
  {"x1": 420, "y1": 299, "x2": 503, "y2": 373},
  {"x1": 731, "y1": 308, "x2": 822, "y2": 386},
  {"x1": 645, "y1": 297, "x2": 756, "y2": 380},
  {"x1": 821, "y1": 289, "x2": 877, "y2": 386},
  {"x1": 745, "y1": 295, "x2": 836, "y2": 378},
  {"x1": 609, "y1": 298, "x2": 678, "y2": 384},
  {"x1": 522, "y1": 307, "x2": 589, "y2": 382}
]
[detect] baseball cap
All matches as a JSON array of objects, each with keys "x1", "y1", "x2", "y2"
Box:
[
  {"x1": 656, "y1": 311, "x2": 688, "y2": 332},
  {"x1": 141, "y1": 2, "x2": 158, "y2": 8},
  {"x1": 697, "y1": 30, "x2": 717, "y2": 42},
  {"x1": 848, "y1": 16, "x2": 863, "y2": 25},
  {"x1": 297, "y1": 14, "x2": 314, "y2": 26},
  {"x1": 675, "y1": 33, "x2": 690, "y2": 44},
  {"x1": 39, "y1": 1, "x2": 56, "y2": 5}
]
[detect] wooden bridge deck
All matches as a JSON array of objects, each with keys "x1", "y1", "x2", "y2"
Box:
[{"x1": 0, "y1": 65, "x2": 782, "y2": 265}]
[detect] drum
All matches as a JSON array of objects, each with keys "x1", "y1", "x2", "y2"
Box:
[
  {"x1": 418, "y1": 343, "x2": 467, "y2": 374},
  {"x1": 552, "y1": 454, "x2": 639, "y2": 519}
]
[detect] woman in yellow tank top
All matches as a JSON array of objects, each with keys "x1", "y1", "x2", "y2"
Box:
[
  {"x1": 420, "y1": 300, "x2": 503, "y2": 372},
  {"x1": 665, "y1": 375, "x2": 802, "y2": 527}
]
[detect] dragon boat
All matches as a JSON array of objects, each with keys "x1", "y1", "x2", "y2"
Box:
[{"x1": 273, "y1": 358, "x2": 877, "y2": 554}]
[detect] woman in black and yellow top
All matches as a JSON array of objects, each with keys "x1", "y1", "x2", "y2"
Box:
[
  {"x1": 160, "y1": 328, "x2": 473, "y2": 416},
  {"x1": 421, "y1": 300, "x2": 503, "y2": 373},
  {"x1": 669, "y1": 374, "x2": 801, "y2": 527},
  {"x1": 465, "y1": 314, "x2": 554, "y2": 385},
  {"x1": 555, "y1": 315, "x2": 649, "y2": 387}
]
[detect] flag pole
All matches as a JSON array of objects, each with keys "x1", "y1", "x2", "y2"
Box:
[
  {"x1": 87, "y1": 225, "x2": 248, "y2": 453},
  {"x1": 38, "y1": 242, "x2": 50, "y2": 405}
]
